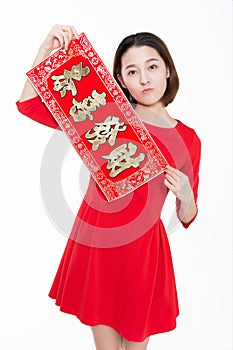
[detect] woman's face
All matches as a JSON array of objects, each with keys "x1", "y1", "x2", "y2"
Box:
[{"x1": 118, "y1": 45, "x2": 169, "y2": 109}]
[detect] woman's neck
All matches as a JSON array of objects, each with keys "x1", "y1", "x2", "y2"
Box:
[{"x1": 135, "y1": 103, "x2": 177, "y2": 128}]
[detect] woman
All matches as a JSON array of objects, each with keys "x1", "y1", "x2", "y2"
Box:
[{"x1": 16, "y1": 24, "x2": 201, "y2": 350}]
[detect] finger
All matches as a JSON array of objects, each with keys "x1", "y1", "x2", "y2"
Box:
[
  {"x1": 54, "y1": 31, "x2": 65, "y2": 48},
  {"x1": 71, "y1": 25, "x2": 79, "y2": 38},
  {"x1": 164, "y1": 173, "x2": 178, "y2": 186},
  {"x1": 56, "y1": 28, "x2": 70, "y2": 49},
  {"x1": 165, "y1": 165, "x2": 180, "y2": 173},
  {"x1": 54, "y1": 25, "x2": 78, "y2": 47},
  {"x1": 53, "y1": 26, "x2": 68, "y2": 46},
  {"x1": 63, "y1": 32, "x2": 70, "y2": 50},
  {"x1": 164, "y1": 178, "x2": 180, "y2": 197},
  {"x1": 164, "y1": 167, "x2": 180, "y2": 181},
  {"x1": 62, "y1": 26, "x2": 77, "y2": 49},
  {"x1": 62, "y1": 26, "x2": 73, "y2": 42},
  {"x1": 164, "y1": 178, "x2": 176, "y2": 192},
  {"x1": 59, "y1": 27, "x2": 70, "y2": 49}
]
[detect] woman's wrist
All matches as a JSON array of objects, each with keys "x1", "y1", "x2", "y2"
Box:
[
  {"x1": 180, "y1": 188, "x2": 195, "y2": 205},
  {"x1": 179, "y1": 194, "x2": 197, "y2": 224},
  {"x1": 32, "y1": 46, "x2": 52, "y2": 67}
]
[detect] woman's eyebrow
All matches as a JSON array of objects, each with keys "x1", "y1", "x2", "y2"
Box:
[
  {"x1": 124, "y1": 58, "x2": 159, "y2": 70},
  {"x1": 124, "y1": 64, "x2": 136, "y2": 70},
  {"x1": 146, "y1": 58, "x2": 160, "y2": 63}
]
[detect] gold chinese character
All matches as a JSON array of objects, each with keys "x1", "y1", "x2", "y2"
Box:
[
  {"x1": 69, "y1": 90, "x2": 106, "y2": 122},
  {"x1": 85, "y1": 116, "x2": 127, "y2": 151},
  {"x1": 102, "y1": 142, "x2": 145, "y2": 177},
  {"x1": 51, "y1": 62, "x2": 90, "y2": 97}
]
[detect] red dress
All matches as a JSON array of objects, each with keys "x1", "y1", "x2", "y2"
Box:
[{"x1": 16, "y1": 96, "x2": 201, "y2": 342}]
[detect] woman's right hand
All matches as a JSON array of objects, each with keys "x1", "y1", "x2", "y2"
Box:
[
  {"x1": 19, "y1": 24, "x2": 78, "y2": 102},
  {"x1": 40, "y1": 24, "x2": 79, "y2": 54}
]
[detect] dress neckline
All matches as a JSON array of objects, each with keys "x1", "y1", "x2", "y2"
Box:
[{"x1": 142, "y1": 119, "x2": 180, "y2": 130}]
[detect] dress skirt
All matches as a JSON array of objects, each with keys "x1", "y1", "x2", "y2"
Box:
[{"x1": 49, "y1": 217, "x2": 179, "y2": 342}]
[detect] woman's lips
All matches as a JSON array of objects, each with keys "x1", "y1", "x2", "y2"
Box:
[{"x1": 142, "y1": 88, "x2": 153, "y2": 94}]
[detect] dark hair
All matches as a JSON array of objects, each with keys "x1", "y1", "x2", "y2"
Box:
[{"x1": 113, "y1": 32, "x2": 179, "y2": 107}]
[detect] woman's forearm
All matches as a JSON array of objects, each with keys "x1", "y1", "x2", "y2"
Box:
[
  {"x1": 164, "y1": 165, "x2": 198, "y2": 225},
  {"x1": 178, "y1": 193, "x2": 197, "y2": 224},
  {"x1": 19, "y1": 46, "x2": 52, "y2": 102}
]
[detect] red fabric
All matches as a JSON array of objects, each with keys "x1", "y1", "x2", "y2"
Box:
[
  {"x1": 16, "y1": 97, "x2": 201, "y2": 341},
  {"x1": 16, "y1": 96, "x2": 61, "y2": 130}
]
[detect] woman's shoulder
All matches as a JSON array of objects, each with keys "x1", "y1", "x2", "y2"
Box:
[{"x1": 177, "y1": 119, "x2": 201, "y2": 144}]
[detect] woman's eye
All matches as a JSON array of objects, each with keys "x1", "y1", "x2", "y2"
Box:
[
  {"x1": 128, "y1": 70, "x2": 137, "y2": 76},
  {"x1": 149, "y1": 64, "x2": 158, "y2": 70}
]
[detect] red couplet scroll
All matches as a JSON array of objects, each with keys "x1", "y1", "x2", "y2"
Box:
[{"x1": 26, "y1": 33, "x2": 168, "y2": 202}]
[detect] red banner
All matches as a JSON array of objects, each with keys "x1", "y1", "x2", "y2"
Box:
[{"x1": 26, "y1": 33, "x2": 168, "y2": 202}]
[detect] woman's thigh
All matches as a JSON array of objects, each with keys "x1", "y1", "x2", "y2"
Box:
[
  {"x1": 122, "y1": 336, "x2": 150, "y2": 350},
  {"x1": 91, "y1": 325, "x2": 122, "y2": 350}
]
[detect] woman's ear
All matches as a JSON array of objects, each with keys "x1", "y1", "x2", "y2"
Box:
[
  {"x1": 117, "y1": 74, "x2": 127, "y2": 89},
  {"x1": 166, "y1": 68, "x2": 170, "y2": 78}
]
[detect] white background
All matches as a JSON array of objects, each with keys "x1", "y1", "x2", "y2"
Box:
[{"x1": 1, "y1": 0, "x2": 232, "y2": 349}]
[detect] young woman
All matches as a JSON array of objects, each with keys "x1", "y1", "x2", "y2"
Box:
[{"x1": 16, "y1": 24, "x2": 201, "y2": 350}]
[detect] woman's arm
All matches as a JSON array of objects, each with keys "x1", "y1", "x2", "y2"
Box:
[
  {"x1": 20, "y1": 24, "x2": 78, "y2": 102},
  {"x1": 20, "y1": 47, "x2": 53, "y2": 101},
  {"x1": 164, "y1": 165, "x2": 197, "y2": 224},
  {"x1": 164, "y1": 131, "x2": 201, "y2": 228}
]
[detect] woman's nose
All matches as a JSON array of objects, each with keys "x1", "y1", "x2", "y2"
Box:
[{"x1": 140, "y1": 71, "x2": 150, "y2": 85}]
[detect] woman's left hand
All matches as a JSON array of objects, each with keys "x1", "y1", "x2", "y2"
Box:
[{"x1": 164, "y1": 165, "x2": 193, "y2": 203}]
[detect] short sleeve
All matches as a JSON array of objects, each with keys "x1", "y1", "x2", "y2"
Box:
[
  {"x1": 16, "y1": 96, "x2": 61, "y2": 130},
  {"x1": 176, "y1": 130, "x2": 201, "y2": 228}
]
